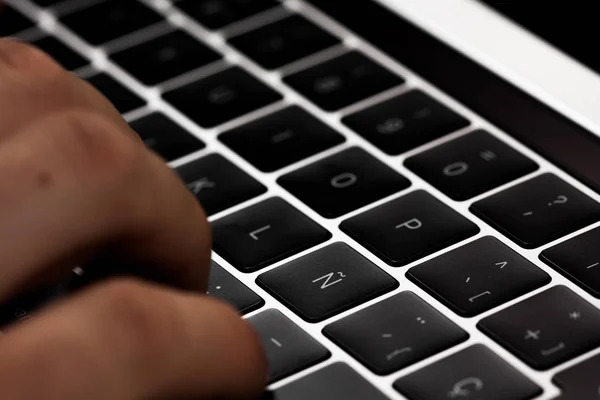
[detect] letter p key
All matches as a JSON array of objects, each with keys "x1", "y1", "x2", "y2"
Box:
[{"x1": 396, "y1": 218, "x2": 423, "y2": 230}]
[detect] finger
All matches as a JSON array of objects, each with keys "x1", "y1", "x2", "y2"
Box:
[
  {"x1": 0, "y1": 278, "x2": 267, "y2": 400},
  {"x1": 0, "y1": 108, "x2": 211, "y2": 302},
  {"x1": 0, "y1": 39, "x2": 127, "y2": 138}
]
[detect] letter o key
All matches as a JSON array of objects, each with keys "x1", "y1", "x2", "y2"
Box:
[
  {"x1": 443, "y1": 162, "x2": 469, "y2": 177},
  {"x1": 331, "y1": 173, "x2": 358, "y2": 189}
]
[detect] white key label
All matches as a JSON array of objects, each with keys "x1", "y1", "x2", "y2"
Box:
[
  {"x1": 188, "y1": 178, "x2": 216, "y2": 195},
  {"x1": 396, "y1": 218, "x2": 423, "y2": 230},
  {"x1": 331, "y1": 173, "x2": 358, "y2": 189},
  {"x1": 249, "y1": 225, "x2": 271, "y2": 240},
  {"x1": 312, "y1": 272, "x2": 347, "y2": 289},
  {"x1": 443, "y1": 162, "x2": 469, "y2": 177}
]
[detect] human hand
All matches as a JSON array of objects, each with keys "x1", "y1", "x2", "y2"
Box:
[{"x1": 0, "y1": 38, "x2": 267, "y2": 400}]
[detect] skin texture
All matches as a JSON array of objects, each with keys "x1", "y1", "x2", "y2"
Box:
[{"x1": 0, "y1": 38, "x2": 267, "y2": 400}]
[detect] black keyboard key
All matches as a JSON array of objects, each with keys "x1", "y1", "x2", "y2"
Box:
[
  {"x1": 541, "y1": 227, "x2": 600, "y2": 298},
  {"x1": 553, "y1": 353, "x2": 600, "y2": 399},
  {"x1": 278, "y1": 147, "x2": 410, "y2": 219},
  {"x1": 262, "y1": 363, "x2": 389, "y2": 400},
  {"x1": 229, "y1": 15, "x2": 340, "y2": 70},
  {"x1": 30, "y1": 0, "x2": 64, "y2": 6},
  {"x1": 324, "y1": 292, "x2": 468, "y2": 375},
  {"x1": 207, "y1": 261, "x2": 263, "y2": 314},
  {"x1": 32, "y1": 36, "x2": 89, "y2": 71},
  {"x1": 341, "y1": 190, "x2": 480, "y2": 267},
  {"x1": 111, "y1": 31, "x2": 222, "y2": 86},
  {"x1": 176, "y1": 153, "x2": 267, "y2": 216},
  {"x1": 176, "y1": 0, "x2": 279, "y2": 30},
  {"x1": 60, "y1": 0, "x2": 163, "y2": 46},
  {"x1": 249, "y1": 309, "x2": 330, "y2": 383},
  {"x1": 478, "y1": 285, "x2": 600, "y2": 370},
  {"x1": 284, "y1": 51, "x2": 404, "y2": 111},
  {"x1": 394, "y1": 344, "x2": 542, "y2": 400},
  {"x1": 130, "y1": 113, "x2": 205, "y2": 161},
  {"x1": 471, "y1": 173, "x2": 600, "y2": 248},
  {"x1": 0, "y1": 285, "x2": 63, "y2": 328},
  {"x1": 343, "y1": 90, "x2": 470, "y2": 156},
  {"x1": 164, "y1": 67, "x2": 282, "y2": 128},
  {"x1": 213, "y1": 198, "x2": 331, "y2": 273},
  {"x1": 409, "y1": 236, "x2": 550, "y2": 317},
  {"x1": 86, "y1": 73, "x2": 146, "y2": 114},
  {"x1": 406, "y1": 130, "x2": 539, "y2": 200},
  {"x1": 257, "y1": 243, "x2": 398, "y2": 322},
  {"x1": 0, "y1": 268, "x2": 87, "y2": 328},
  {"x1": 220, "y1": 106, "x2": 345, "y2": 172},
  {"x1": 0, "y1": 6, "x2": 34, "y2": 37}
]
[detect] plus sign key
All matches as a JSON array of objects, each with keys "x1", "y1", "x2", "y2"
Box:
[
  {"x1": 478, "y1": 286, "x2": 600, "y2": 370},
  {"x1": 257, "y1": 243, "x2": 398, "y2": 322}
]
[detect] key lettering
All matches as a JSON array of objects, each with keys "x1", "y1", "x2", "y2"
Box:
[
  {"x1": 396, "y1": 218, "x2": 423, "y2": 230},
  {"x1": 312, "y1": 272, "x2": 347, "y2": 289}
]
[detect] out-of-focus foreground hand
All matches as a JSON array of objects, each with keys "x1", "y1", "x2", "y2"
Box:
[{"x1": 0, "y1": 38, "x2": 267, "y2": 400}]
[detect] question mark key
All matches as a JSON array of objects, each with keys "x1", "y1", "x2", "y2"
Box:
[{"x1": 471, "y1": 173, "x2": 600, "y2": 248}]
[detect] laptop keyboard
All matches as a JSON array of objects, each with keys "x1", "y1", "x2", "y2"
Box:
[{"x1": 5, "y1": 1, "x2": 600, "y2": 399}]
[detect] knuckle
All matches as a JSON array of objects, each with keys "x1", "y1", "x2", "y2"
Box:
[
  {"x1": 98, "y1": 279, "x2": 172, "y2": 359},
  {"x1": 0, "y1": 38, "x2": 63, "y2": 76},
  {"x1": 49, "y1": 110, "x2": 143, "y2": 180}
]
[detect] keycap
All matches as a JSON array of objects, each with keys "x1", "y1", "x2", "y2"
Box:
[
  {"x1": 213, "y1": 197, "x2": 331, "y2": 273},
  {"x1": 342, "y1": 90, "x2": 470, "y2": 156},
  {"x1": 176, "y1": 0, "x2": 279, "y2": 30},
  {"x1": 130, "y1": 113, "x2": 205, "y2": 161},
  {"x1": 32, "y1": 36, "x2": 89, "y2": 71},
  {"x1": 219, "y1": 106, "x2": 345, "y2": 172},
  {"x1": 261, "y1": 362, "x2": 390, "y2": 400},
  {"x1": 324, "y1": 292, "x2": 468, "y2": 375},
  {"x1": 406, "y1": 130, "x2": 539, "y2": 200},
  {"x1": 30, "y1": 0, "x2": 64, "y2": 6},
  {"x1": 257, "y1": 243, "x2": 398, "y2": 322},
  {"x1": 0, "y1": 285, "x2": 63, "y2": 328},
  {"x1": 394, "y1": 344, "x2": 542, "y2": 400},
  {"x1": 60, "y1": 0, "x2": 163, "y2": 46},
  {"x1": 284, "y1": 51, "x2": 404, "y2": 111},
  {"x1": 541, "y1": 227, "x2": 600, "y2": 298},
  {"x1": 0, "y1": 268, "x2": 87, "y2": 328},
  {"x1": 229, "y1": 15, "x2": 340, "y2": 70},
  {"x1": 248, "y1": 309, "x2": 330, "y2": 383},
  {"x1": 176, "y1": 153, "x2": 267, "y2": 216},
  {"x1": 86, "y1": 73, "x2": 146, "y2": 114},
  {"x1": 278, "y1": 147, "x2": 410, "y2": 219},
  {"x1": 478, "y1": 285, "x2": 600, "y2": 370},
  {"x1": 164, "y1": 67, "x2": 282, "y2": 128},
  {"x1": 471, "y1": 173, "x2": 600, "y2": 248},
  {"x1": 341, "y1": 190, "x2": 480, "y2": 267},
  {"x1": 553, "y1": 353, "x2": 600, "y2": 400},
  {"x1": 111, "y1": 30, "x2": 222, "y2": 86},
  {"x1": 0, "y1": 6, "x2": 34, "y2": 37},
  {"x1": 408, "y1": 236, "x2": 551, "y2": 317},
  {"x1": 207, "y1": 261, "x2": 263, "y2": 314}
]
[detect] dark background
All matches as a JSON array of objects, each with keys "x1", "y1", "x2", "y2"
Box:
[{"x1": 480, "y1": 1, "x2": 600, "y2": 75}]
